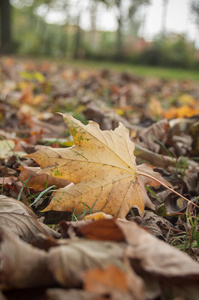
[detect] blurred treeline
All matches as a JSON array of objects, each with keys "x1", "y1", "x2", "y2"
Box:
[{"x1": 1, "y1": 0, "x2": 199, "y2": 69}]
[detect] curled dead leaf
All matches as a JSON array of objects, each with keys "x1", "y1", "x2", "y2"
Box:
[
  {"x1": 0, "y1": 195, "x2": 60, "y2": 241},
  {"x1": 0, "y1": 226, "x2": 125, "y2": 289},
  {"x1": 0, "y1": 226, "x2": 54, "y2": 288}
]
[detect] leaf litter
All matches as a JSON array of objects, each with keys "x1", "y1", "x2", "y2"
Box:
[{"x1": 1, "y1": 57, "x2": 199, "y2": 299}]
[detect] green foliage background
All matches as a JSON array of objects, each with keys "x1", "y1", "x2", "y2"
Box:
[{"x1": 9, "y1": 2, "x2": 199, "y2": 69}]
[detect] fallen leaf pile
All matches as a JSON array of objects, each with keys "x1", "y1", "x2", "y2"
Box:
[
  {"x1": 1, "y1": 214, "x2": 199, "y2": 299},
  {"x1": 1, "y1": 57, "x2": 199, "y2": 299}
]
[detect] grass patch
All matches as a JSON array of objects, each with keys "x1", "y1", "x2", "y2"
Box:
[
  {"x1": 15, "y1": 55, "x2": 199, "y2": 81},
  {"x1": 65, "y1": 59, "x2": 199, "y2": 82}
]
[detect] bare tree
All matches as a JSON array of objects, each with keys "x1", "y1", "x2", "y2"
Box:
[
  {"x1": 0, "y1": 0, "x2": 12, "y2": 53},
  {"x1": 191, "y1": 0, "x2": 199, "y2": 47},
  {"x1": 161, "y1": 0, "x2": 169, "y2": 36},
  {"x1": 89, "y1": 0, "x2": 98, "y2": 51},
  {"x1": 111, "y1": 0, "x2": 151, "y2": 59}
]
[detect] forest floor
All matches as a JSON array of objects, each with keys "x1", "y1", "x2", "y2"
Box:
[{"x1": 1, "y1": 56, "x2": 199, "y2": 300}]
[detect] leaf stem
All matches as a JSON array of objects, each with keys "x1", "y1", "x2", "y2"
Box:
[{"x1": 137, "y1": 170, "x2": 199, "y2": 209}]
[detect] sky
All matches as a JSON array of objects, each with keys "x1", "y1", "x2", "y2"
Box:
[
  {"x1": 86, "y1": 0, "x2": 197, "y2": 43},
  {"x1": 39, "y1": 0, "x2": 198, "y2": 44},
  {"x1": 143, "y1": 0, "x2": 196, "y2": 42}
]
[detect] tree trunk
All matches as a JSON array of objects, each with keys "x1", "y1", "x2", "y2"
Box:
[
  {"x1": 0, "y1": 0, "x2": 12, "y2": 53},
  {"x1": 73, "y1": 13, "x2": 82, "y2": 59},
  {"x1": 90, "y1": 1, "x2": 98, "y2": 51},
  {"x1": 161, "y1": 0, "x2": 169, "y2": 36},
  {"x1": 116, "y1": 15, "x2": 123, "y2": 58},
  {"x1": 116, "y1": 0, "x2": 123, "y2": 60}
]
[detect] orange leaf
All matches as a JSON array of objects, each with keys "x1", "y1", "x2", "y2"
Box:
[
  {"x1": 77, "y1": 218, "x2": 125, "y2": 242},
  {"x1": 164, "y1": 105, "x2": 199, "y2": 119}
]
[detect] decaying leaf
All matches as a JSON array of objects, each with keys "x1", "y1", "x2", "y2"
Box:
[
  {"x1": 117, "y1": 218, "x2": 199, "y2": 275},
  {"x1": 82, "y1": 263, "x2": 145, "y2": 300},
  {"x1": 1, "y1": 217, "x2": 199, "y2": 299},
  {"x1": 47, "y1": 240, "x2": 125, "y2": 288},
  {"x1": 139, "y1": 211, "x2": 175, "y2": 240},
  {"x1": 77, "y1": 218, "x2": 199, "y2": 300},
  {"x1": 138, "y1": 119, "x2": 169, "y2": 153},
  {"x1": 0, "y1": 226, "x2": 125, "y2": 289},
  {"x1": 0, "y1": 226, "x2": 55, "y2": 288},
  {"x1": 28, "y1": 114, "x2": 186, "y2": 218},
  {"x1": 0, "y1": 195, "x2": 60, "y2": 241}
]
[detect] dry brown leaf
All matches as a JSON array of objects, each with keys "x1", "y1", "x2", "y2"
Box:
[
  {"x1": 76, "y1": 218, "x2": 199, "y2": 300},
  {"x1": 45, "y1": 289, "x2": 105, "y2": 300},
  {"x1": 28, "y1": 114, "x2": 185, "y2": 218},
  {"x1": 0, "y1": 226, "x2": 125, "y2": 289},
  {"x1": 116, "y1": 219, "x2": 199, "y2": 300},
  {"x1": 0, "y1": 195, "x2": 60, "y2": 241},
  {"x1": 2, "y1": 217, "x2": 199, "y2": 299},
  {"x1": 19, "y1": 166, "x2": 70, "y2": 192},
  {"x1": 0, "y1": 292, "x2": 6, "y2": 300},
  {"x1": 82, "y1": 264, "x2": 145, "y2": 300},
  {"x1": 77, "y1": 218, "x2": 125, "y2": 242},
  {"x1": 134, "y1": 142, "x2": 197, "y2": 171},
  {"x1": 0, "y1": 176, "x2": 20, "y2": 187},
  {"x1": 0, "y1": 226, "x2": 54, "y2": 288},
  {"x1": 138, "y1": 119, "x2": 169, "y2": 153},
  {"x1": 47, "y1": 239, "x2": 125, "y2": 288},
  {"x1": 140, "y1": 211, "x2": 175, "y2": 240}
]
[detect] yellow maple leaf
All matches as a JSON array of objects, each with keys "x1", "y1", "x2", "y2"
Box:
[{"x1": 28, "y1": 114, "x2": 186, "y2": 218}]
